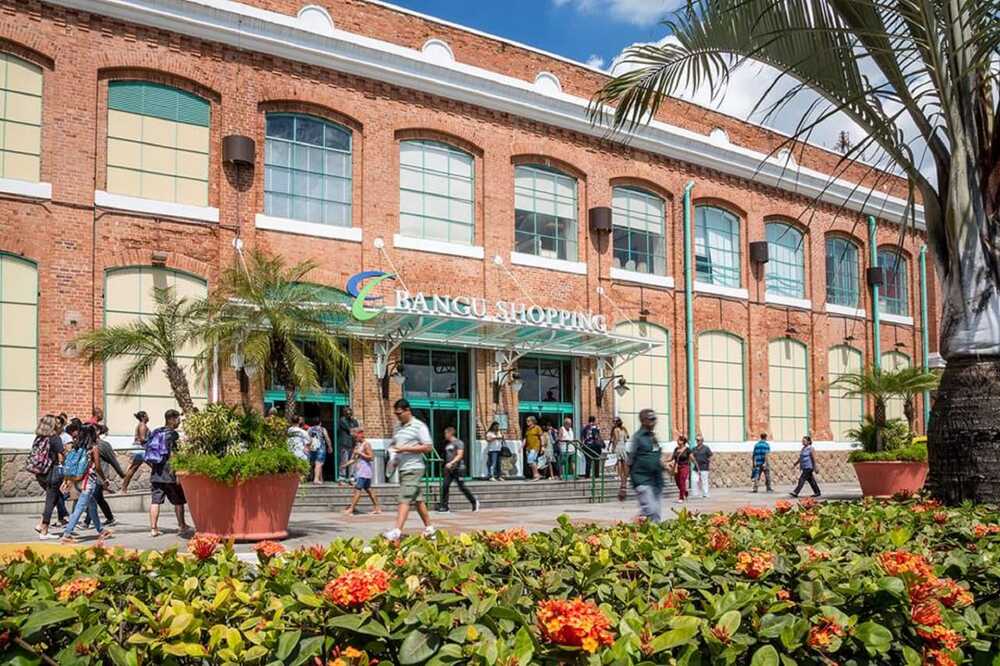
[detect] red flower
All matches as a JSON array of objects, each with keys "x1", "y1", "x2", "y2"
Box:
[
  {"x1": 774, "y1": 500, "x2": 793, "y2": 513},
  {"x1": 938, "y1": 580, "x2": 973, "y2": 609},
  {"x1": 707, "y1": 529, "x2": 731, "y2": 552},
  {"x1": 911, "y1": 601, "x2": 943, "y2": 627},
  {"x1": 973, "y1": 523, "x2": 1000, "y2": 538},
  {"x1": 912, "y1": 500, "x2": 942, "y2": 514},
  {"x1": 798, "y1": 497, "x2": 818, "y2": 509},
  {"x1": 537, "y1": 598, "x2": 615, "y2": 653},
  {"x1": 187, "y1": 534, "x2": 220, "y2": 561},
  {"x1": 654, "y1": 589, "x2": 689, "y2": 611},
  {"x1": 735, "y1": 549, "x2": 775, "y2": 579},
  {"x1": 484, "y1": 528, "x2": 529, "y2": 548},
  {"x1": 923, "y1": 648, "x2": 957, "y2": 666},
  {"x1": 737, "y1": 506, "x2": 773, "y2": 520},
  {"x1": 877, "y1": 550, "x2": 936, "y2": 580},
  {"x1": 253, "y1": 540, "x2": 286, "y2": 560},
  {"x1": 0, "y1": 576, "x2": 8, "y2": 591},
  {"x1": 55, "y1": 577, "x2": 99, "y2": 602},
  {"x1": 710, "y1": 625, "x2": 732, "y2": 645},
  {"x1": 709, "y1": 513, "x2": 729, "y2": 527},
  {"x1": 932, "y1": 512, "x2": 949, "y2": 525},
  {"x1": 804, "y1": 546, "x2": 830, "y2": 562},
  {"x1": 807, "y1": 616, "x2": 845, "y2": 651},
  {"x1": 586, "y1": 535, "x2": 602, "y2": 547},
  {"x1": 323, "y1": 567, "x2": 391, "y2": 608},
  {"x1": 917, "y1": 625, "x2": 962, "y2": 650},
  {"x1": 775, "y1": 588, "x2": 791, "y2": 601},
  {"x1": 393, "y1": 556, "x2": 407, "y2": 567},
  {"x1": 909, "y1": 581, "x2": 943, "y2": 605}
]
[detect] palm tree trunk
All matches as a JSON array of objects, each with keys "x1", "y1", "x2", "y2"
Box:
[
  {"x1": 238, "y1": 368, "x2": 253, "y2": 413},
  {"x1": 903, "y1": 397, "x2": 916, "y2": 435},
  {"x1": 284, "y1": 385, "x2": 297, "y2": 422},
  {"x1": 164, "y1": 359, "x2": 196, "y2": 414},
  {"x1": 873, "y1": 398, "x2": 886, "y2": 452}
]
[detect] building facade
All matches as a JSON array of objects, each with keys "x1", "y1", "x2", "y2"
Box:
[{"x1": 0, "y1": 0, "x2": 937, "y2": 492}]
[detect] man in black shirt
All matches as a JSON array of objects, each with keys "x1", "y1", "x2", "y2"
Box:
[
  {"x1": 436, "y1": 427, "x2": 479, "y2": 513},
  {"x1": 337, "y1": 406, "x2": 359, "y2": 482},
  {"x1": 148, "y1": 409, "x2": 191, "y2": 537}
]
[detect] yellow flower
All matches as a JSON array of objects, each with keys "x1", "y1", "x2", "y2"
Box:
[
  {"x1": 343, "y1": 647, "x2": 363, "y2": 658},
  {"x1": 581, "y1": 636, "x2": 598, "y2": 653}
]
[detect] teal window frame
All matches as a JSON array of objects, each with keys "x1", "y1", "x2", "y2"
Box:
[
  {"x1": 0, "y1": 253, "x2": 38, "y2": 433},
  {"x1": 108, "y1": 81, "x2": 210, "y2": 126},
  {"x1": 517, "y1": 355, "x2": 573, "y2": 406},
  {"x1": 0, "y1": 52, "x2": 43, "y2": 182},
  {"x1": 825, "y1": 237, "x2": 860, "y2": 307},
  {"x1": 768, "y1": 337, "x2": 810, "y2": 441},
  {"x1": 694, "y1": 206, "x2": 740, "y2": 288},
  {"x1": 878, "y1": 249, "x2": 909, "y2": 316},
  {"x1": 766, "y1": 221, "x2": 806, "y2": 298},
  {"x1": 828, "y1": 345, "x2": 864, "y2": 441},
  {"x1": 612, "y1": 186, "x2": 666, "y2": 275},
  {"x1": 399, "y1": 140, "x2": 474, "y2": 245},
  {"x1": 697, "y1": 331, "x2": 746, "y2": 442},
  {"x1": 514, "y1": 165, "x2": 578, "y2": 261},
  {"x1": 264, "y1": 113, "x2": 352, "y2": 227}
]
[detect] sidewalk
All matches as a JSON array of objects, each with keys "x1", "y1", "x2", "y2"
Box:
[{"x1": 1, "y1": 483, "x2": 861, "y2": 553}]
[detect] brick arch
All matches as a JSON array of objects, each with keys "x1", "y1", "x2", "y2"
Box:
[
  {"x1": 692, "y1": 196, "x2": 747, "y2": 221},
  {"x1": 608, "y1": 176, "x2": 674, "y2": 203},
  {"x1": 96, "y1": 64, "x2": 221, "y2": 103},
  {"x1": 825, "y1": 229, "x2": 865, "y2": 249},
  {"x1": 0, "y1": 231, "x2": 37, "y2": 263},
  {"x1": 395, "y1": 127, "x2": 483, "y2": 157},
  {"x1": 260, "y1": 100, "x2": 363, "y2": 133},
  {"x1": 0, "y1": 34, "x2": 57, "y2": 70},
  {"x1": 511, "y1": 153, "x2": 587, "y2": 181},
  {"x1": 764, "y1": 214, "x2": 809, "y2": 238},
  {"x1": 102, "y1": 250, "x2": 211, "y2": 282}
]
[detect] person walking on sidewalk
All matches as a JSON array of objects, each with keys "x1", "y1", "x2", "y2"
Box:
[
  {"x1": 790, "y1": 435, "x2": 822, "y2": 498},
  {"x1": 751, "y1": 433, "x2": 773, "y2": 493},
  {"x1": 671, "y1": 435, "x2": 692, "y2": 503},
  {"x1": 691, "y1": 435, "x2": 713, "y2": 498},
  {"x1": 382, "y1": 399, "x2": 437, "y2": 541},
  {"x1": 342, "y1": 428, "x2": 381, "y2": 515},
  {"x1": 628, "y1": 409, "x2": 665, "y2": 522},
  {"x1": 33, "y1": 415, "x2": 68, "y2": 539},
  {"x1": 147, "y1": 410, "x2": 191, "y2": 538},
  {"x1": 337, "y1": 406, "x2": 359, "y2": 483},
  {"x1": 59, "y1": 425, "x2": 113, "y2": 544},
  {"x1": 436, "y1": 427, "x2": 480, "y2": 513},
  {"x1": 120, "y1": 411, "x2": 149, "y2": 493},
  {"x1": 85, "y1": 425, "x2": 125, "y2": 528}
]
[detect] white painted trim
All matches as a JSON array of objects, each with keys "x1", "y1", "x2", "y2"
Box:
[
  {"x1": 928, "y1": 352, "x2": 946, "y2": 368},
  {"x1": 256, "y1": 213, "x2": 362, "y2": 242},
  {"x1": 392, "y1": 233, "x2": 484, "y2": 259},
  {"x1": 610, "y1": 267, "x2": 674, "y2": 289},
  {"x1": 706, "y1": 440, "x2": 855, "y2": 453},
  {"x1": 0, "y1": 177, "x2": 51, "y2": 200},
  {"x1": 94, "y1": 190, "x2": 219, "y2": 223},
  {"x1": 882, "y1": 313, "x2": 915, "y2": 326},
  {"x1": 694, "y1": 281, "x2": 749, "y2": 300},
  {"x1": 765, "y1": 292, "x2": 812, "y2": 311},
  {"x1": 826, "y1": 303, "x2": 867, "y2": 319},
  {"x1": 53, "y1": 0, "x2": 926, "y2": 229},
  {"x1": 510, "y1": 251, "x2": 587, "y2": 275}
]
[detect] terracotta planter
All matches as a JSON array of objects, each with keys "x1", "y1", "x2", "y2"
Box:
[
  {"x1": 178, "y1": 472, "x2": 300, "y2": 541},
  {"x1": 852, "y1": 461, "x2": 929, "y2": 497}
]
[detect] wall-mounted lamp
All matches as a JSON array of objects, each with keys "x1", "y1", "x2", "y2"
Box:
[
  {"x1": 492, "y1": 368, "x2": 522, "y2": 404},
  {"x1": 749, "y1": 241, "x2": 769, "y2": 264},
  {"x1": 596, "y1": 375, "x2": 628, "y2": 407},
  {"x1": 381, "y1": 361, "x2": 406, "y2": 399}
]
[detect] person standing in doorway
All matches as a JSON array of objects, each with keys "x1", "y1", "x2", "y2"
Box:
[
  {"x1": 343, "y1": 428, "x2": 381, "y2": 514},
  {"x1": 628, "y1": 409, "x2": 664, "y2": 522},
  {"x1": 307, "y1": 417, "x2": 332, "y2": 484},
  {"x1": 523, "y1": 416, "x2": 542, "y2": 480},
  {"x1": 691, "y1": 435, "x2": 713, "y2": 498},
  {"x1": 671, "y1": 435, "x2": 692, "y2": 503},
  {"x1": 610, "y1": 417, "x2": 630, "y2": 500},
  {"x1": 790, "y1": 435, "x2": 822, "y2": 498},
  {"x1": 382, "y1": 399, "x2": 437, "y2": 541},
  {"x1": 558, "y1": 417, "x2": 575, "y2": 479},
  {"x1": 581, "y1": 415, "x2": 603, "y2": 479},
  {"x1": 287, "y1": 416, "x2": 310, "y2": 466},
  {"x1": 751, "y1": 433, "x2": 773, "y2": 493},
  {"x1": 436, "y1": 426, "x2": 480, "y2": 513},
  {"x1": 485, "y1": 421, "x2": 504, "y2": 481},
  {"x1": 147, "y1": 410, "x2": 191, "y2": 538},
  {"x1": 337, "y1": 407, "x2": 359, "y2": 483}
]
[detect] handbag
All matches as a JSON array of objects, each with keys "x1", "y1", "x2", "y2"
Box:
[{"x1": 499, "y1": 442, "x2": 513, "y2": 458}]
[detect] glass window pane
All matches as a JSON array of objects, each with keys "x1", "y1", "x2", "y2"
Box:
[
  {"x1": 826, "y1": 237, "x2": 859, "y2": 307},
  {"x1": 697, "y1": 332, "x2": 745, "y2": 441},
  {"x1": 514, "y1": 165, "x2": 578, "y2": 260},
  {"x1": 765, "y1": 222, "x2": 805, "y2": 298},
  {"x1": 397, "y1": 140, "x2": 475, "y2": 245},
  {"x1": 767, "y1": 338, "x2": 808, "y2": 441},
  {"x1": 878, "y1": 250, "x2": 909, "y2": 315},
  {"x1": 694, "y1": 206, "x2": 740, "y2": 287}
]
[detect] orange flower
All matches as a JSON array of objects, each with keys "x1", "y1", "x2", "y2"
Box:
[
  {"x1": 654, "y1": 589, "x2": 689, "y2": 611},
  {"x1": 537, "y1": 598, "x2": 614, "y2": 653},
  {"x1": 304, "y1": 544, "x2": 327, "y2": 561},
  {"x1": 253, "y1": 540, "x2": 286, "y2": 560},
  {"x1": 804, "y1": 546, "x2": 830, "y2": 562},
  {"x1": 55, "y1": 577, "x2": 99, "y2": 602},
  {"x1": 709, "y1": 513, "x2": 729, "y2": 527},
  {"x1": 775, "y1": 588, "x2": 791, "y2": 601},
  {"x1": 799, "y1": 512, "x2": 819, "y2": 525},
  {"x1": 586, "y1": 535, "x2": 602, "y2": 547},
  {"x1": 0, "y1": 576, "x2": 8, "y2": 591},
  {"x1": 938, "y1": 580, "x2": 973, "y2": 609},
  {"x1": 909, "y1": 581, "x2": 943, "y2": 604},
  {"x1": 707, "y1": 529, "x2": 731, "y2": 552},
  {"x1": 807, "y1": 616, "x2": 845, "y2": 651},
  {"x1": 973, "y1": 524, "x2": 1000, "y2": 538},
  {"x1": 917, "y1": 625, "x2": 962, "y2": 650},
  {"x1": 737, "y1": 506, "x2": 773, "y2": 520},
  {"x1": 774, "y1": 500, "x2": 793, "y2": 513},
  {"x1": 187, "y1": 534, "x2": 220, "y2": 561},
  {"x1": 913, "y1": 500, "x2": 942, "y2": 513},
  {"x1": 709, "y1": 625, "x2": 732, "y2": 644},
  {"x1": 911, "y1": 601, "x2": 942, "y2": 627},
  {"x1": 923, "y1": 648, "x2": 957, "y2": 666},
  {"x1": 323, "y1": 567, "x2": 391, "y2": 608},
  {"x1": 484, "y1": 528, "x2": 529, "y2": 548},
  {"x1": 393, "y1": 556, "x2": 407, "y2": 567},
  {"x1": 877, "y1": 550, "x2": 936, "y2": 580},
  {"x1": 798, "y1": 497, "x2": 818, "y2": 509},
  {"x1": 735, "y1": 549, "x2": 775, "y2": 579},
  {"x1": 931, "y1": 512, "x2": 949, "y2": 525}
]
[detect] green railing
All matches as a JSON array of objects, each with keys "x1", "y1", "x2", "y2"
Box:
[
  {"x1": 422, "y1": 448, "x2": 444, "y2": 501},
  {"x1": 560, "y1": 440, "x2": 607, "y2": 504}
]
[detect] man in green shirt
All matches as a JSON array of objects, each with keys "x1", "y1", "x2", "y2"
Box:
[{"x1": 627, "y1": 409, "x2": 665, "y2": 522}]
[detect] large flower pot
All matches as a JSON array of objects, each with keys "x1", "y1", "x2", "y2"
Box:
[
  {"x1": 852, "y1": 461, "x2": 929, "y2": 498},
  {"x1": 178, "y1": 472, "x2": 300, "y2": 541}
]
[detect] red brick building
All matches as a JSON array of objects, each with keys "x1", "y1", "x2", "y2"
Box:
[{"x1": 0, "y1": 0, "x2": 936, "y2": 484}]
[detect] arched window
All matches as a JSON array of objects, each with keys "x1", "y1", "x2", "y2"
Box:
[
  {"x1": 106, "y1": 81, "x2": 210, "y2": 206},
  {"x1": 614, "y1": 322, "x2": 670, "y2": 439},
  {"x1": 826, "y1": 237, "x2": 860, "y2": 307},
  {"x1": 769, "y1": 338, "x2": 809, "y2": 441},
  {"x1": 694, "y1": 206, "x2": 740, "y2": 288},
  {"x1": 1, "y1": 53, "x2": 42, "y2": 183},
  {"x1": 766, "y1": 222, "x2": 806, "y2": 298},
  {"x1": 104, "y1": 267, "x2": 208, "y2": 435},
  {"x1": 881, "y1": 350, "x2": 911, "y2": 422},
  {"x1": 399, "y1": 140, "x2": 474, "y2": 245},
  {"x1": 514, "y1": 164, "x2": 578, "y2": 261},
  {"x1": 878, "y1": 249, "x2": 909, "y2": 315},
  {"x1": 612, "y1": 187, "x2": 666, "y2": 275},
  {"x1": 265, "y1": 113, "x2": 352, "y2": 226},
  {"x1": 0, "y1": 255, "x2": 37, "y2": 432},
  {"x1": 828, "y1": 345, "x2": 863, "y2": 440},
  {"x1": 697, "y1": 332, "x2": 745, "y2": 441}
]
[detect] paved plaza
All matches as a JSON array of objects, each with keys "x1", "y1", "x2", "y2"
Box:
[{"x1": 1, "y1": 483, "x2": 861, "y2": 554}]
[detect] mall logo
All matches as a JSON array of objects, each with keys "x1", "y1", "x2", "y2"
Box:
[{"x1": 346, "y1": 270, "x2": 395, "y2": 321}]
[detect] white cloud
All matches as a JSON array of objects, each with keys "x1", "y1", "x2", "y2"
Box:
[
  {"x1": 585, "y1": 54, "x2": 606, "y2": 70},
  {"x1": 552, "y1": 0, "x2": 672, "y2": 27}
]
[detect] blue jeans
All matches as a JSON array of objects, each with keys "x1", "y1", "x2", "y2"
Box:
[
  {"x1": 63, "y1": 483, "x2": 102, "y2": 536},
  {"x1": 487, "y1": 450, "x2": 502, "y2": 479}
]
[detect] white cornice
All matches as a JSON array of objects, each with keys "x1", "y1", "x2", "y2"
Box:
[{"x1": 49, "y1": 0, "x2": 925, "y2": 228}]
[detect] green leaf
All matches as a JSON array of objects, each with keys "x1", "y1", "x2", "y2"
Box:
[
  {"x1": 717, "y1": 610, "x2": 741, "y2": 634},
  {"x1": 276, "y1": 630, "x2": 301, "y2": 660},
  {"x1": 107, "y1": 645, "x2": 139, "y2": 666},
  {"x1": 901, "y1": 645, "x2": 922, "y2": 666},
  {"x1": 291, "y1": 582, "x2": 323, "y2": 608},
  {"x1": 649, "y1": 617, "x2": 701, "y2": 653},
  {"x1": 889, "y1": 527, "x2": 911, "y2": 548},
  {"x1": 855, "y1": 621, "x2": 892, "y2": 653},
  {"x1": 167, "y1": 611, "x2": 193, "y2": 637},
  {"x1": 513, "y1": 626, "x2": 534, "y2": 664},
  {"x1": 399, "y1": 630, "x2": 441, "y2": 665},
  {"x1": 20, "y1": 606, "x2": 78, "y2": 638},
  {"x1": 876, "y1": 577, "x2": 905, "y2": 595},
  {"x1": 289, "y1": 636, "x2": 324, "y2": 666},
  {"x1": 751, "y1": 645, "x2": 780, "y2": 666}
]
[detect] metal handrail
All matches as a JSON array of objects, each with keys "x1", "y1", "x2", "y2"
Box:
[
  {"x1": 422, "y1": 448, "x2": 444, "y2": 501},
  {"x1": 559, "y1": 439, "x2": 607, "y2": 503}
]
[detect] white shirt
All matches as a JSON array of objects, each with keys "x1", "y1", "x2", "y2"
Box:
[
  {"x1": 393, "y1": 417, "x2": 432, "y2": 472},
  {"x1": 486, "y1": 431, "x2": 502, "y2": 453},
  {"x1": 286, "y1": 427, "x2": 310, "y2": 461},
  {"x1": 559, "y1": 426, "x2": 574, "y2": 442}
]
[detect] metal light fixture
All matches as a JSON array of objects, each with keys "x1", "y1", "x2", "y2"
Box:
[
  {"x1": 597, "y1": 375, "x2": 628, "y2": 406},
  {"x1": 511, "y1": 376, "x2": 524, "y2": 393},
  {"x1": 613, "y1": 377, "x2": 629, "y2": 397},
  {"x1": 493, "y1": 368, "x2": 521, "y2": 404},
  {"x1": 381, "y1": 360, "x2": 406, "y2": 398},
  {"x1": 390, "y1": 366, "x2": 407, "y2": 386}
]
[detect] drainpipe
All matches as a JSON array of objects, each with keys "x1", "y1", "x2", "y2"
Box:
[
  {"x1": 919, "y1": 244, "x2": 930, "y2": 427},
  {"x1": 683, "y1": 181, "x2": 697, "y2": 441},
  {"x1": 868, "y1": 215, "x2": 881, "y2": 371}
]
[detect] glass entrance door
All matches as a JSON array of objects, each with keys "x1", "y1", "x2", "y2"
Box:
[
  {"x1": 409, "y1": 404, "x2": 471, "y2": 480},
  {"x1": 518, "y1": 355, "x2": 576, "y2": 478}
]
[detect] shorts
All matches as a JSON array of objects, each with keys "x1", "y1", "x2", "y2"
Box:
[
  {"x1": 131, "y1": 451, "x2": 145, "y2": 466},
  {"x1": 397, "y1": 468, "x2": 424, "y2": 504},
  {"x1": 309, "y1": 448, "x2": 326, "y2": 464},
  {"x1": 355, "y1": 477, "x2": 372, "y2": 490},
  {"x1": 151, "y1": 482, "x2": 186, "y2": 505},
  {"x1": 526, "y1": 450, "x2": 539, "y2": 465}
]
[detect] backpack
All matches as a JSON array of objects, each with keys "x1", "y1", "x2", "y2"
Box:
[
  {"x1": 144, "y1": 427, "x2": 170, "y2": 465},
  {"x1": 63, "y1": 444, "x2": 91, "y2": 480},
  {"x1": 25, "y1": 435, "x2": 52, "y2": 475}
]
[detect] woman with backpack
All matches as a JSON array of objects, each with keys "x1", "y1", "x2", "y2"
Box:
[
  {"x1": 31, "y1": 415, "x2": 68, "y2": 539},
  {"x1": 59, "y1": 424, "x2": 113, "y2": 543},
  {"x1": 120, "y1": 411, "x2": 149, "y2": 494}
]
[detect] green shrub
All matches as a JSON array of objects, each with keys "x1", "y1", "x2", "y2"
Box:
[
  {"x1": 846, "y1": 416, "x2": 911, "y2": 452},
  {"x1": 848, "y1": 441, "x2": 928, "y2": 463},
  {"x1": 172, "y1": 447, "x2": 307, "y2": 484}
]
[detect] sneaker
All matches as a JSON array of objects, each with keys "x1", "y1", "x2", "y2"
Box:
[
  {"x1": 676, "y1": 499, "x2": 685, "y2": 504},
  {"x1": 811, "y1": 493, "x2": 822, "y2": 498},
  {"x1": 423, "y1": 525, "x2": 438, "y2": 538},
  {"x1": 104, "y1": 518, "x2": 117, "y2": 527},
  {"x1": 751, "y1": 489, "x2": 758, "y2": 493},
  {"x1": 382, "y1": 528, "x2": 402, "y2": 541},
  {"x1": 789, "y1": 493, "x2": 799, "y2": 498},
  {"x1": 38, "y1": 533, "x2": 58, "y2": 540},
  {"x1": 435, "y1": 507, "x2": 451, "y2": 513},
  {"x1": 473, "y1": 499, "x2": 481, "y2": 512}
]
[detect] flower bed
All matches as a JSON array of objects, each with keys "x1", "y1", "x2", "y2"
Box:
[{"x1": 3, "y1": 498, "x2": 1000, "y2": 664}]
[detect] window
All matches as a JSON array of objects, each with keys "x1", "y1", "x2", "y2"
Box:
[
  {"x1": 518, "y1": 356, "x2": 573, "y2": 404},
  {"x1": 399, "y1": 140, "x2": 474, "y2": 245},
  {"x1": 697, "y1": 332, "x2": 745, "y2": 441},
  {"x1": 0, "y1": 53, "x2": 42, "y2": 182},
  {"x1": 514, "y1": 165, "x2": 578, "y2": 261},
  {"x1": 826, "y1": 237, "x2": 860, "y2": 307},
  {"x1": 612, "y1": 187, "x2": 666, "y2": 275},
  {"x1": 694, "y1": 206, "x2": 740, "y2": 287},
  {"x1": 104, "y1": 267, "x2": 208, "y2": 435},
  {"x1": 402, "y1": 347, "x2": 470, "y2": 400},
  {"x1": 769, "y1": 338, "x2": 809, "y2": 441},
  {"x1": 829, "y1": 345, "x2": 863, "y2": 440},
  {"x1": 265, "y1": 114, "x2": 351, "y2": 226},
  {"x1": 0, "y1": 255, "x2": 37, "y2": 432},
  {"x1": 766, "y1": 222, "x2": 806, "y2": 298},
  {"x1": 882, "y1": 351, "x2": 911, "y2": 422},
  {"x1": 878, "y1": 249, "x2": 909, "y2": 316},
  {"x1": 106, "y1": 81, "x2": 210, "y2": 206},
  {"x1": 614, "y1": 322, "x2": 669, "y2": 439}
]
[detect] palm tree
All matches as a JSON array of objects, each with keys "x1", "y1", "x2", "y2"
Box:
[
  {"x1": 893, "y1": 366, "x2": 941, "y2": 434},
  {"x1": 590, "y1": 1, "x2": 1000, "y2": 503},
  {"x1": 197, "y1": 249, "x2": 350, "y2": 420},
  {"x1": 75, "y1": 287, "x2": 201, "y2": 414},
  {"x1": 831, "y1": 367, "x2": 899, "y2": 452}
]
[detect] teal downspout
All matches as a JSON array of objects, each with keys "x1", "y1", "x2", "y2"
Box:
[
  {"x1": 683, "y1": 181, "x2": 697, "y2": 441},
  {"x1": 868, "y1": 216, "x2": 881, "y2": 371},
  {"x1": 919, "y1": 245, "x2": 930, "y2": 427}
]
